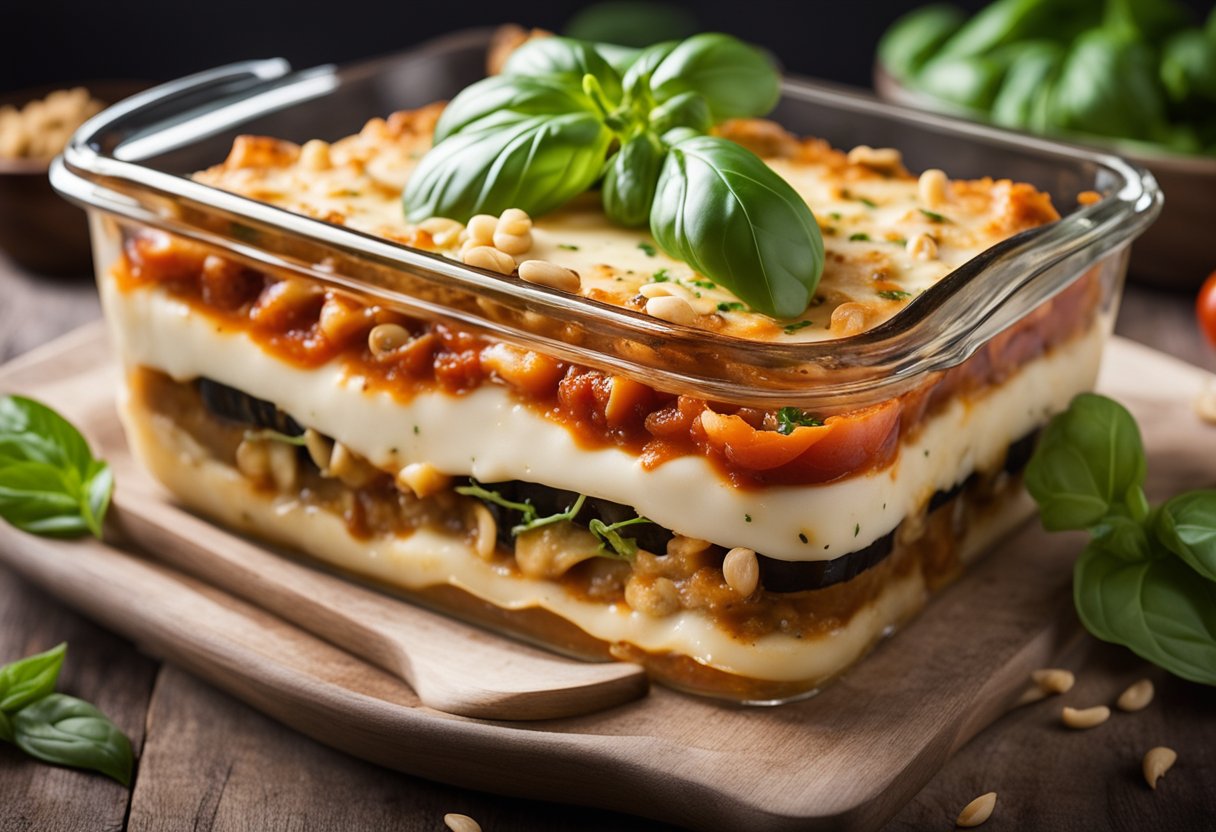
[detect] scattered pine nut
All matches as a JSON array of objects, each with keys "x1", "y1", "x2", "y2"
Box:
[
  {"x1": 463, "y1": 245, "x2": 516, "y2": 275},
  {"x1": 905, "y1": 232, "x2": 938, "y2": 261},
  {"x1": 1031, "y1": 668, "x2": 1075, "y2": 695},
  {"x1": 645, "y1": 295, "x2": 697, "y2": 326},
  {"x1": 1142, "y1": 746, "x2": 1177, "y2": 790},
  {"x1": 518, "y1": 259, "x2": 580, "y2": 292},
  {"x1": 396, "y1": 462, "x2": 451, "y2": 499},
  {"x1": 497, "y1": 207, "x2": 532, "y2": 236},
  {"x1": 298, "y1": 139, "x2": 331, "y2": 171},
  {"x1": 367, "y1": 322, "x2": 409, "y2": 357},
  {"x1": 846, "y1": 144, "x2": 902, "y2": 173},
  {"x1": 625, "y1": 576, "x2": 681, "y2": 617},
  {"x1": 444, "y1": 814, "x2": 482, "y2": 832},
  {"x1": 1117, "y1": 678, "x2": 1154, "y2": 712},
  {"x1": 722, "y1": 547, "x2": 760, "y2": 597},
  {"x1": 466, "y1": 214, "x2": 498, "y2": 245},
  {"x1": 418, "y1": 217, "x2": 465, "y2": 247},
  {"x1": 829, "y1": 301, "x2": 870, "y2": 336},
  {"x1": 956, "y1": 792, "x2": 996, "y2": 827},
  {"x1": 918, "y1": 168, "x2": 948, "y2": 208},
  {"x1": 1062, "y1": 705, "x2": 1110, "y2": 729},
  {"x1": 493, "y1": 229, "x2": 533, "y2": 255}
]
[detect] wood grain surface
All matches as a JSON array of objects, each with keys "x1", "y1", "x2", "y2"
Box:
[{"x1": 0, "y1": 249, "x2": 1214, "y2": 830}]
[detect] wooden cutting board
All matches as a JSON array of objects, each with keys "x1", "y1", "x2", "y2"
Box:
[{"x1": 0, "y1": 324, "x2": 1211, "y2": 832}]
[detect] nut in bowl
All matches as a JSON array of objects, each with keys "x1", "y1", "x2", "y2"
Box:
[
  {"x1": 0, "y1": 81, "x2": 146, "y2": 275},
  {"x1": 51, "y1": 30, "x2": 1159, "y2": 702}
]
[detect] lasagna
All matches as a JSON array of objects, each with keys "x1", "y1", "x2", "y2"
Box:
[{"x1": 98, "y1": 101, "x2": 1106, "y2": 702}]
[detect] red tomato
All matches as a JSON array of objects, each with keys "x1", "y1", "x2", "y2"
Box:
[{"x1": 1197, "y1": 271, "x2": 1216, "y2": 349}]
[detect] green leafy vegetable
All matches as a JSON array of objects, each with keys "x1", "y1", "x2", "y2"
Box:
[
  {"x1": 588, "y1": 515, "x2": 652, "y2": 559},
  {"x1": 879, "y1": 4, "x2": 968, "y2": 80},
  {"x1": 650, "y1": 134, "x2": 823, "y2": 318},
  {"x1": 603, "y1": 131, "x2": 667, "y2": 227},
  {"x1": 1049, "y1": 28, "x2": 1166, "y2": 141},
  {"x1": 564, "y1": 2, "x2": 697, "y2": 49},
  {"x1": 403, "y1": 111, "x2": 613, "y2": 223},
  {"x1": 991, "y1": 41, "x2": 1066, "y2": 130},
  {"x1": 918, "y1": 208, "x2": 951, "y2": 223},
  {"x1": 0, "y1": 643, "x2": 65, "y2": 713},
  {"x1": 1160, "y1": 29, "x2": 1216, "y2": 107},
  {"x1": 1026, "y1": 393, "x2": 1216, "y2": 686},
  {"x1": 0, "y1": 644, "x2": 135, "y2": 784},
  {"x1": 877, "y1": 290, "x2": 912, "y2": 301},
  {"x1": 404, "y1": 32, "x2": 823, "y2": 319},
  {"x1": 0, "y1": 395, "x2": 113, "y2": 538},
  {"x1": 775, "y1": 407, "x2": 822, "y2": 435},
  {"x1": 12, "y1": 694, "x2": 133, "y2": 786}
]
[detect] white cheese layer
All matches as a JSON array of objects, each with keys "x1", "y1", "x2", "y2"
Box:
[
  {"x1": 122, "y1": 395, "x2": 1032, "y2": 684},
  {"x1": 100, "y1": 275, "x2": 1104, "y2": 561}
]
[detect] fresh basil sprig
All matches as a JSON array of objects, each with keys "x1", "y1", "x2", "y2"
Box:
[
  {"x1": 0, "y1": 643, "x2": 134, "y2": 785},
  {"x1": 403, "y1": 33, "x2": 825, "y2": 319},
  {"x1": 0, "y1": 395, "x2": 113, "y2": 539},
  {"x1": 1026, "y1": 393, "x2": 1216, "y2": 685}
]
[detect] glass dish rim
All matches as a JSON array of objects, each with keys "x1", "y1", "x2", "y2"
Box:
[{"x1": 51, "y1": 27, "x2": 1162, "y2": 409}]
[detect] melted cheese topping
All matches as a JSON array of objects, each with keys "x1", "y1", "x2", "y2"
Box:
[
  {"x1": 194, "y1": 109, "x2": 1059, "y2": 342},
  {"x1": 100, "y1": 274, "x2": 1104, "y2": 561}
]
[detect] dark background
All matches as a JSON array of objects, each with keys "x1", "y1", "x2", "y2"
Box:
[{"x1": 5, "y1": 0, "x2": 1210, "y2": 94}]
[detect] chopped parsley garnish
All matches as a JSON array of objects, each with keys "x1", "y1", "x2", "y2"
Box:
[
  {"x1": 775, "y1": 406, "x2": 823, "y2": 435},
  {"x1": 854, "y1": 523, "x2": 860, "y2": 537},
  {"x1": 690, "y1": 279, "x2": 717, "y2": 290},
  {"x1": 858, "y1": 196, "x2": 878, "y2": 208},
  {"x1": 745, "y1": 513, "x2": 753, "y2": 523},
  {"x1": 918, "y1": 208, "x2": 950, "y2": 223},
  {"x1": 638, "y1": 241, "x2": 657, "y2": 256},
  {"x1": 783, "y1": 320, "x2": 813, "y2": 334},
  {"x1": 588, "y1": 516, "x2": 652, "y2": 560},
  {"x1": 890, "y1": 237, "x2": 907, "y2": 246},
  {"x1": 829, "y1": 211, "x2": 843, "y2": 220},
  {"x1": 849, "y1": 232, "x2": 871, "y2": 242},
  {"x1": 557, "y1": 243, "x2": 579, "y2": 250},
  {"x1": 717, "y1": 301, "x2": 746, "y2": 313},
  {"x1": 652, "y1": 268, "x2": 670, "y2": 282},
  {"x1": 877, "y1": 289, "x2": 912, "y2": 301}
]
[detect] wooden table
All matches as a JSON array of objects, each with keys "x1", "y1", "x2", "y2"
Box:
[{"x1": 1, "y1": 252, "x2": 1213, "y2": 832}]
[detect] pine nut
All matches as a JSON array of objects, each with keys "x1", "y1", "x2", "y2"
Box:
[
  {"x1": 518, "y1": 259, "x2": 580, "y2": 292},
  {"x1": 830, "y1": 301, "x2": 870, "y2": 336},
  {"x1": 625, "y1": 576, "x2": 681, "y2": 617},
  {"x1": 1062, "y1": 705, "x2": 1110, "y2": 729},
  {"x1": 418, "y1": 217, "x2": 465, "y2": 247},
  {"x1": 303, "y1": 429, "x2": 334, "y2": 473},
  {"x1": 328, "y1": 442, "x2": 380, "y2": 488},
  {"x1": 396, "y1": 462, "x2": 451, "y2": 499},
  {"x1": 645, "y1": 295, "x2": 697, "y2": 326},
  {"x1": 444, "y1": 814, "x2": 482, "y2": 832},
  {"x1": 470, "y1": 503, "x2": 497, "y2": 560},
  {"x1": 317, "y1": 296, "x2": 367, "y2": 345},
  {"x1": 496, "y1": 207, "x2": 532, "y2": 236},
  {"x1": 919, "y1": 168, "x2": 949, "y2": 208},
  {"x1": 956, "y1": 792, "x2": 996, "y2": 827},
  {"x1": 1117, "y1": 678, "x2": 1154, "y2": 712},
  {"x1": 847, "y1": 144, "x2": 902, "y2": 172},
  {"x1": 368, "y1": 323, "x2": 409, "y2": 357},
  {"x1": 906, "y1": 232, "x2": 938, "y2": 261},
  {"x1": 638, "y1": 282, "x2": 674, "y2": 298},
  {"x1": 298, "y1": 139, "x2": 331, "y2": 171},
  {"x1": 666, "y1": 535, "x2": 712, "y2": 557},
  {"x1": 235, "y1": 438, "x2": 270, "y2": 482},
  {"x1": 266, "y1": 441, "x2": 299, "y2": 492},
  {"x1": 722, "y1": 547, "x2": 760, "y2": 596},
  {"x1": 463, "y1": 245, "x2": 516, "y2": 275},
  {"x1": 466, "y1": 214, "x2": 498, "y2": 245},
  {"x1": 1142, "y1": 746, "x2": 1176, "y2": 790},
  {"x1": 493, "y1": 229, "x2": 533, "y2": 255},
  {"x1": 1031, "y1": 668, "x2": 1075, "y2": 695}
]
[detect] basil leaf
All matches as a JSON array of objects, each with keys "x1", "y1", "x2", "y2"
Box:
[
  {"x1": 1160, "y1": 29, "x2": 1216, "y2": 107},
  {"x1": 878, "y1": 4, "x2": 968, "y2": 80},
  {"x1": 938, "y1": 0, "x2": 1098, "y2": 60},
  {"x1": 1047, "y1": 29, "x2": 1167, "y2": 141},
  {"x1": 595, "y1": 44, "x2": 643, "y2": 76},
  {"x1": 603, "y1": 131, "x2": 666, "y2": 227},
  {"x1": 644, "y1": 33, "x2": 780, "y2": 121},
  {"x1": 502, "y1": 37, "x2": 623, "y2": 106},
  {"x1": 0, "y1": 396, "x2": 112, "y2": 538},
  {"x1": 1103, "y1": 0, "x2": 1191, "y2": 42},
  {"x1": 991, "y1": 41, "x2": 1066, "y2": 130},
  {"x1": 433, "y1": 75, "x2": 594, "y2": 144},
  {"x1": 403, "y1": 111, "x2": 613, "y2": 224},
  {"x1": 649, "y1": 134, "x2": 823, "y2": 318},
  {"x1": 0, "y1": 643, "x2": 66, "y2": 713},
  {"x1": 1157, "y1": 490, "x2": 1216, "y2": 582},
  {"x1": 1025, "y1": 393, "x2": 1147, "y2": 531},
  {"x1": 0, "y1": 395, "x2": 93, "y2": 471},
  {"x1": 11, "y1": 694, "x2": 133, "y2": 786},
  {"x1": 647, "y1": 91, "x2": 712, "y2": 136},
  {"x1": 565, "y1": 3, "x2": 697, "y2": 50},
  {"x1": 0, "y1": 709, "x2": 12, "y2": 743},
  {"x1": 1074, "y1": 542, "x2": 1216, "y2": 686}
]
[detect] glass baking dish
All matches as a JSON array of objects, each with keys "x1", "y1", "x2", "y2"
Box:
[{"x1": 50, "y1": 28, "x2": 1161, "y2": 701}]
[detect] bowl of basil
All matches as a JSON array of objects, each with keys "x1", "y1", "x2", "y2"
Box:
[{"x1": 874, "y1": 0, "x2": 1216, "y2": 290}]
